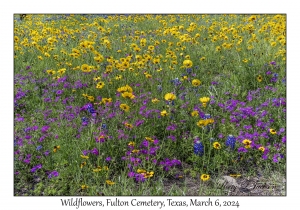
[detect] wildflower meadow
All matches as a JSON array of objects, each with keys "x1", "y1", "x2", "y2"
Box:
[{"x1": 14, "y1": 14, "x2": 286, "y2": 196}]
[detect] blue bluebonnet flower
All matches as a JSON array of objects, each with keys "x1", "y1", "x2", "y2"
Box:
[
  {"x1": 165, "y1": 99, "x2": 175, "y2": 106},
  {"x1": 171, "y1": 78, "x2": 181, "y2": 86},
  {"x1": 82, "y1": 117, "x2": 88, "y2": 122},
  {"x1": 225, "y1": 135, "x2": 236, "y2": 150},
  {"x1": 82, "y1": 117, "x2": 89, "y2": 126},
  {"x1": 101, "y1": 123, "x2": 107, "y2": 129},
  {"x1": 87, "y1": 104, "x2": 96, "y2": 114},
  {"x1": 36, "y1": 145, "x2": 43, "y2": 151},
  {"x1": 186, "y1": 68, "x2": 192, "y2": 74},
  {"x1": 157, "y1": 85, "x2": 162, "y2": 92},
  {"x1": 194, "y1": 141, "x2": 204, "y2": 156},
  {"x1": 203, "y1": 114, "x2": 211, "y2": 119}
]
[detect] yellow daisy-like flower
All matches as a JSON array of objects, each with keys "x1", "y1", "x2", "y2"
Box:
[
  {"x1": 191, "y1": 110, "x2": 199, "y2": 117},
  {"x1": 200, "y1": 174, "x2": 210, "y2": 181},
  {"x1": 81, "y1": 64, "x2": 91, "y2": 73},
  {"x1": 94, "y1": 55, "x2": 104, "y2": 63},
  {"x1": 207, "y1": 118, "x2": 214, "y2": 124},
  {"x1": 269, "y1": 129, "x2": 276, "y2": 135},
  {"x1": 14, "y1": 36, "x2": 19, "y2": 43},
  {"x1": 192, "y1": 79, "x2": 201, "y2": 87},
  {"x1": 199, "y1": 97, "x2": 210, "y2": 103},
  {"x1": 183, "y1": 59, "x2": 193, "y2": 68},
  {"x1": 46, "y1": 70, "x2": 56, "y2": 75},
  {"x1": 200, "y1": 57, "x2": 206, "y2": 61},
  {"x1": 101, "y1": 97, "x2": 112, "y2": 104},
  {"x1": 197, "y1": 120, "x2": 209, "y2": 128},
  {"x1": 131, "y1": 149, "x2": 139, "y2": 154},
  {"x1": 93, "y1": 166, "x2": 102, "y2": 172},
  {"x1": 128, "y1": 141, "x2": 135, "y2": 147},
  {"x1": 213, "y1": 142, "x2": 221, "y2": 150},
  {"x1": 182, "y1": 75, "x2": 188, "y2": 80},
  {"x1": 115, "y1": 75, "x2": 122, "y2": 80},
  {"x1": 87, "y1": 96, "x2": 94, "y2": 102},
  {"x1": 148, "y1": 45, "x2": 155, "y2": 51},
  {"x1": 53, "y1": 145, "x2": 60, "y2": 153},
  {"x1": 93, "y1": 76, "x2": 101, "y2": 81},
  {"x1": 145, "y1": 137, "x2": 154, "y2": 142},
  {"x1": 242, "y1": 139, "x2": 252, "y2": 149},
  {"x1": 80, "y1": 161, "x2": 86, "y2": 169},
  {"x1": 257, "y1": 75, "x2": 263, "y2": 82},
  {"x1": 143, "y1": 171, "x2": 154, "y2": 178},
  {"x1": 96, "y1": 81, "x2": 105, "y2": 89},
  {"x1": 164, "y1": 93, "x2": 176, "y2": 101},
  {"x1": 80, "y1": 155, "x2": 89, "y2": 159},
  {"x1": 106, "y1": 180, "x2": 115, "y2": 185},
  {"x1": 152, "y1": 98, "x2": 160, "y2": 103},
  {"x1": 122, "y1": 92, "x2": 135, "y2": 99},
  {"x1": 57, "y1": 68, "x2": 66, "y2": 75},
  {"x1": 160, "y1": 110, "x2": 168, "y2": 117},
  {"x1": 137, "y1": 169, "x2": 146, "y2": 173},
  {"x1": 120, "y1": 104, "x2": 130, "y2": 112},
  {"x1": 81, "y1": 185, "x2": 89, "y2": 190},
  {"x1": 258, "y1": 147, "x2": 265, "y2": 152},
  {"x1": 124, "y1": 123, "x2": 134, "y2": 129},
  {"x1": 145, "y1": 74, "x2": 152, "y2": 79}
]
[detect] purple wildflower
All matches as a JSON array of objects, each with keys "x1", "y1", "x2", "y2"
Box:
[
  {"x1": 44, "y1": 150, "x2": 50, "y2": 156},
  {"x1": 56, "y1": 90, "x2": 63, "y2": 95},
  {"x1": 168, "y1": 135, "x2": 176, "y2": 141},
  {"x1": 282, "y1": 136, "x2": 286, "y2": 143},
  {"x1": 135, "y1": 173, "x2": 145, "y2": 182},
  {"x1": 238, "y1": 147, "x2": 248, "y2": 153},
  {"x1": 128, "y1": 172, "x2": 135, "y2": 178},
  {"x1": 91, "y1": 148, "x2": 99, "y2": 156},
  {"x1": 41, "y1": 125, "x2": 50, "y2": 133},
  {"x1": 166, "y1": 124, "x2": 177, "y2": 131},
  {"x1": 273, "y1": 154, "x2": 283, "y2": 163},
  {"x1": 48, "y1": 170, "x2": 59, "y2": 179},
  {"x1": 30, "y1": 164, "x2": 42, "y2": 173}
]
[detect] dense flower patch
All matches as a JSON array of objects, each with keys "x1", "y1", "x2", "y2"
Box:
[{"x1": 14, "y1": 14, "x2": 286, "y2": 196}]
